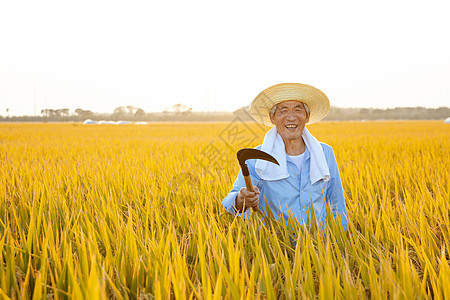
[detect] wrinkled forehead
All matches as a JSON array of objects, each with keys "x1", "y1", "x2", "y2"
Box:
[
  {"x1": 269, "y1": 100, "x2": 310, "y2": 119},
  {"x1": 276, "y1": 100, "x2": 305, "y2": 107},
  {"x1": 271, "y1": 100, "x2": 306, "y2": 111}
]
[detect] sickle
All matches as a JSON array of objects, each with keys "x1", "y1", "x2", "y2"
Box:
[{"x1": 237, "y1": 148, "x2": 279, "y2": 211}]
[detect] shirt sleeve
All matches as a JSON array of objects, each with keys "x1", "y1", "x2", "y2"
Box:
[
  {"x1": 222, "y1": 160, "x2": 260, "y2": 218},
  {"x1": 325, "y1": 147, "x2": 348, "y2": 232}
]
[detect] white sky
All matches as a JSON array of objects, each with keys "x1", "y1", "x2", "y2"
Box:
[{"x1": 1, "y1": 0, "x2": 449, "y2": 116}]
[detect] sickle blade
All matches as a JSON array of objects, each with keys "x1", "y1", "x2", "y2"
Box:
[{"x1": 237, "y1": 148, "x2": 279, "y2": 169}]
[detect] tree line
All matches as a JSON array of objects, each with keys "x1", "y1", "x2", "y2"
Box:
[{"x1": 1, "y1": 105, "x2": 449, "y2": 122}]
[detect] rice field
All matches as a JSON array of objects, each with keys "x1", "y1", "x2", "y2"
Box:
[{"x1": 0, "y1": 121, "x2": 449, "y2": 299}]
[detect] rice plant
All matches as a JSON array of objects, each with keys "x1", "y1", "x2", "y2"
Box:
[{"x1": 0, "y1": 121, "x2": 448, "y2": 299}]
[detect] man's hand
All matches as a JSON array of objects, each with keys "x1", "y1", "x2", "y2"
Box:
[{"x1": 235, "y1": 186, "x2": 260, "y2": 212}]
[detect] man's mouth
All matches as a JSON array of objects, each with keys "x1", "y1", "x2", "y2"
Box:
[{"x1": 285, "y1": 124, "x2": 298, "y2": 131}]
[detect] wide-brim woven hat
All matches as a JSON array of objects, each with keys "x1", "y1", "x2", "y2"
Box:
[{"x1": 249, "y1": 83, "x2": 330, "y2": 126}]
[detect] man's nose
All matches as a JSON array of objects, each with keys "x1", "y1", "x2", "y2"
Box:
[{"x1": 286, "y1": 111, "x2": 296, "y2": 120}]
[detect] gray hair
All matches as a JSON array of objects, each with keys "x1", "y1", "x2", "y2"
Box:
[{"x1": 269, "y1": 102, "x2": 310, "y2": 118}]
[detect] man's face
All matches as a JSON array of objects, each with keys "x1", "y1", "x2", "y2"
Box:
[{"x1": 269, "y1": 100, "x2": 310, "y2": 141}]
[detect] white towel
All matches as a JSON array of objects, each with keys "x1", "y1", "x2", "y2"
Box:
[{"x1": 255, "y1": 126, "x2": 330, "y2": 184}]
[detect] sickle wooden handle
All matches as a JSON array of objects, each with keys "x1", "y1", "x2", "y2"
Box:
[
  {"x1": 243, "y1": 174, "x2": 254, "y2": 192},
  {"x1": 241, "y1": 163, "x2": 259, "y2": 211},
  {"x1": 237, "y1": 148, "x2": 278, "y2": 213}
]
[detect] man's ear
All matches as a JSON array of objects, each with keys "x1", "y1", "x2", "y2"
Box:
[
  {"x1": 303, "y1": 103, "x2": 310, "y2": 123},
  {"x1": 269, "y1": 112, "x2": 275, "y2": 124}
]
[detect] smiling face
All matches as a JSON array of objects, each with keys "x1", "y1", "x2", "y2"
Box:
[{"x1": 269, "y1": 100, "x2": 310, "y2": 142}]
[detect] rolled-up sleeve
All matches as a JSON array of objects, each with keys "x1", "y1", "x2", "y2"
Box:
[
  {"x1": 326, "y1": 148, "x2": 348, "y2": 232},
  {"x1": 222, "y1": 171, "x2": 243, "y2": 214}
]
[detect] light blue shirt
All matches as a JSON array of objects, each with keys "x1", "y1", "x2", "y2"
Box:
[{"x1": 222, "y1": 143, "x2": 348, "y2": 232}]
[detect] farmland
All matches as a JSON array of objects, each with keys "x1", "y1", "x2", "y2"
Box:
[{"x1": 0, "y1": 121, "x2": 449, "y2": 299}]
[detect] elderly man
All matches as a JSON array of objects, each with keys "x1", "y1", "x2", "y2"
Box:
[{"x1": 222, "y1": 83, "x2": 347, "y2": 232}]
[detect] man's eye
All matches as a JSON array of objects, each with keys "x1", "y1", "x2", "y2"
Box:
[{"x1": 280, "y1": 110, "x2": 288, "y2": 114}]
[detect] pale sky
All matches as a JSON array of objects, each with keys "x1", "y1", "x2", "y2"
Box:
[{"x1": 1, "y1": 0, "x2": 449, "y2": 116}]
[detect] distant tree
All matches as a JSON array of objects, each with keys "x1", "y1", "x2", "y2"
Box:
[
  {"x1": 181, "y1": 108, "x2": 192, "y2": 116},
  {"x1": 75, "y1": 108, "x2": 94, "y2": 118},
  {"x1": 172, "y1": 103, "x2": 192, "y2": 115},
  {"x1": 134, "y1": 108, "x2": 145, "y2": 118},
  {"x1": 359, "y1": 108, "x2": 369, "y2": 114},
  {"x1": 58, "y1": 108, "x2": 70, "y2": 117},
  {"x1": 436, "y1": 107, "x2": 450, "y2": 115},
  {"x1": 41, "y1": 109, "x2": 57, "y2": 117},
  {"x1": 39, "y1": 108, "x2": 70, "y2": 118},
  {"x1": 114, "y1": 106, "x2": 127, "y2": 117},
  {"x1": 114, "y1": 106, "x2": 143, "y2": 116},
  {"x1": 373, "y1": 109, "x2": 383, "y2": 115},
  {"x1": 113, "y1": 105, "x2": 145, "y2": 120}
]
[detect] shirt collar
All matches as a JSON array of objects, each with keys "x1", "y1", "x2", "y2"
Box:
[
  {"x1": 304, "y1": 145, "x2": 310, "y2": 160},
  {"x1": 286, "y1": 145, "x2": 310, "y2": 162}
]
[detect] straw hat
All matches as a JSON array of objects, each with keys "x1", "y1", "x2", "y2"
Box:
[{"x1": 249, "y1": 83, "x2": 330, "y2": 126}]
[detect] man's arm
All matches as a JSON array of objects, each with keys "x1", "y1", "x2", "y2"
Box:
[
  {"x1": 222, "y1": 170, "x2": 248, "y2": 214},
  {"x1": 325, "y1": 148, "x2": 348, "y2": 232},
  {"x1": 235, "y1": 186, "x2": 260, "y2": 212},
  {"x1": 222, "y1": 163, "x2": 261, "y2": 215}
]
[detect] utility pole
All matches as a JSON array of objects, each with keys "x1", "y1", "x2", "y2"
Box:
[
  {"x1": 34, "y1": 80, "x2": 36, "y2": 116},
  {"x1": 214, "y1": 88, "x2": 217, "y2": 112},
  {"x1": 207, "y1": 88, "x2": 210, "y2": 116}
]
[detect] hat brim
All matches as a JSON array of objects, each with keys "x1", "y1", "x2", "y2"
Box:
[{"x1": 249, "y1": 83, "x2": 330, "y2": 126}]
